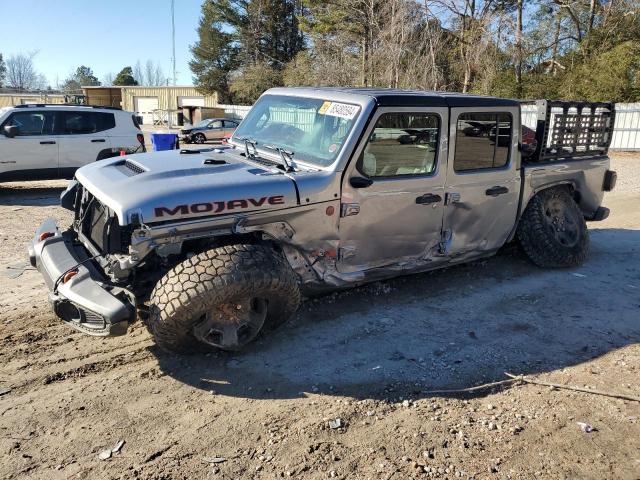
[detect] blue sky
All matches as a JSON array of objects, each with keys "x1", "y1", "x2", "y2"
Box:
[{"x1": 1, "y1": 0, "x2": 204, "y2": 86}]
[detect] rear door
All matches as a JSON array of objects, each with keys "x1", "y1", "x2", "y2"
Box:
[
  {"x1": 442, "y1": 108, "x2": 521, "y2": 258},
  {"x1": 223, "y1": 120, "x2": 238, "y2": 136},
  {"x1": 337, "y1": 107, "x2": 448, "y2": 273},
  {"x1": 57, "y1": 111, "x2": 115, "y2": 177},
  {"x1": 0, "y1": 110, "x2": 58, "y2": 180}
]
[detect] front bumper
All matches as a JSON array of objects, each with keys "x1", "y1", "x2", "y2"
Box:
[{"x1": 28, "y1": 218, "x2": 134, "y2": 336}]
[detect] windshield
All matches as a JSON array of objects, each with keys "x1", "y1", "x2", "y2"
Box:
[
  {"x1": 232, "y1": 95, "x2": 360, "y2": 167},
  {"x1": 194, "y1": 119, "x2": 211, "y2": 128}
]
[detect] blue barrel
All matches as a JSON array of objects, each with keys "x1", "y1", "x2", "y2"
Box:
[{"x1": 150, "y1": 133, "x2": 179, "y2": 151}]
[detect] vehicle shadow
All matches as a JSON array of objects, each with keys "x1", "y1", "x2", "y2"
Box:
[
  {"x1": 0, "y1": 183, "x2": 66, "y2": 206},
  {"x1": 153, "y1": 228, "x2": 639, "y2": 401}
]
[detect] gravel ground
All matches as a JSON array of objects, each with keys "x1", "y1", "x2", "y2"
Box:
[{"x1": 0, "y1": 153, "x2": 638, "y2": 480}]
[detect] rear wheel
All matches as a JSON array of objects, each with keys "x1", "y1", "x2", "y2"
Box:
[
  {"x1": 517, "y1": 187, "x2": 589, "y2": 268},
  {"x1": 193, "y1": 133, "x2": 206, "y2": 144},
  {"x1": 147, "y1": 244, "x2": 301, "y2": 353}
]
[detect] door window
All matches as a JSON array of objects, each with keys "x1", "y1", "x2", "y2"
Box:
[
  {"x1": 209, "y1": 120, "x2": 223, "y2": 129},
  {"x1": 3, "y1": 111, "x2": 55, "y2": 136},
  {"x1": 61, "y1": 112, "x2": 115, "y2": 134},
  {"x1": 224, "y1": 120, "x2": 238, "y2": 128},
  {"x1": 358, "y1": 112, "x2": 439, "y2": 177},
  {"x1": 454, "y1": 113, "x2": 512, "y2": 171}
]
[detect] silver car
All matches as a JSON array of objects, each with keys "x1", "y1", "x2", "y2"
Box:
[{"x1": 180, "y1": 118, "x2": 238, "y2": 144}]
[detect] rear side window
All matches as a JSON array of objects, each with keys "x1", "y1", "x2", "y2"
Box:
[
  {"x1": 3, "y1": 111, "x2": 55, "y2": 136},
  {"x1": 224, "y1": 120, "x2": 238, "y2": 128},
  {"x1": 61, "y1": 111, "x2": 115, "y2": 134},
  {"x1": 454, "y1": 113, "x2": 512, "y2": 172},
  {"x1": 358, "y1": 112, "x2": 440, "y2": 177}
]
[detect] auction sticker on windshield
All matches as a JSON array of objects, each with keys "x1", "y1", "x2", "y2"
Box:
[{"x1": 319, "y1": 102, "x2": 359, "y2": 120}]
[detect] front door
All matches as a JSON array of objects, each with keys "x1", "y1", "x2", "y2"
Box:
[
  {"x1": 337, "y1": 107, "x2": 448, "y2": 274},
  {"x1": 0, "y1": 110, "x2": 58, "y2": 181},
  {"x1": 442, "y1": 107, "x2": 521, "y2": 258}
]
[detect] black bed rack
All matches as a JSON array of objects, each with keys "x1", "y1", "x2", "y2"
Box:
[{"x1": 524, "y1": 99, "x2": 615, "y2": 162}]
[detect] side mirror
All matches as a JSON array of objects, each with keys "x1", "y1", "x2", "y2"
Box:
[{"x1": 3, "y1": 125, "x2": 18, "y2": 138}]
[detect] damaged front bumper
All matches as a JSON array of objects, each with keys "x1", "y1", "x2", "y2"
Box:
[{"x1": 28, "y1": 218, "x2": 135, "y2": 336}]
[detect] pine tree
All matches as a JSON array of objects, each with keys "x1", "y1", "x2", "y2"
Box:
[
  {"x1": 113, "y1": 67, "x2": 138, "y2": 86},
  {"x1": 190, "y1": 1, "x2": 243, "y2": 102},
  {"x1": 190, "y1": 0, "x2": 303, "y2": 103}
]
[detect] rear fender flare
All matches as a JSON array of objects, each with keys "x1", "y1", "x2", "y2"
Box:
[{"x1": 96, "y1": 149, "x2": 119, "y2": 161}]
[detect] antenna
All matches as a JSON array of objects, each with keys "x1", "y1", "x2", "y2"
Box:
[{"x1": 171, "y1": 0, "x2": 177, "y2": 86}]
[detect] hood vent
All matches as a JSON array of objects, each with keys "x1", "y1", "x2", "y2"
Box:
[{"x1": 114, "y1": 160, "x2": 146, "y2": 177}]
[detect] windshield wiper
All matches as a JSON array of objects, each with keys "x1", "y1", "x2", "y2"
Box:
[
  {"x1": 237, "y1": 137, "x2": 258, "y2": 159},
  {"x1": 263, "y1": 144, "x2": 296, "y2": 172}
]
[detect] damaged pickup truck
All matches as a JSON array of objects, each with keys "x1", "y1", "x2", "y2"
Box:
[{"x1": 29, "y1": 88, "x2": 617, "y2": 352}]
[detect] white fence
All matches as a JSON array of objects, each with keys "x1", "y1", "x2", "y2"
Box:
[
  {"x1": 611, "y1": 103, "x2": 640, "y2": 151},
  {"x1": 219, "y1": 104, "x2": 251, "y2": 120},
  {"x1": 224, "y1": 102, "x2": 640, "y2": 151}
]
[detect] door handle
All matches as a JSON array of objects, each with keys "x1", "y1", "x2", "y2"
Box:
[
  {"x1": 91, "y1": 139, "x2": 106, "y2": 143},
  {"x1": 415, "y1": 193, "x2": 442, "y2": 205},
  {"x1": 485, "y1": 186, "x2": 509, "y2": 197},
  {"x1": 349, "y1": 177, "x2": 373, "y2": 188},
  {"x1": 39, "y1": 141, "x2": 56, "y2": 145}
]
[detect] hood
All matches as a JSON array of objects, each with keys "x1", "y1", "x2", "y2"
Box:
[{"x1": 75, "y1": 149, "x2": 299, "y2": 226}]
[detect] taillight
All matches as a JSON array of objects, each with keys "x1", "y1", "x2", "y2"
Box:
[
  {"x1": 137, "y1": 133, "x2": 145, "y2": 144},
  {"x1": 63, "y1": 269, "x2": 78, "y2": 284},
  {"x1": 39, "y1": 231, "x2": 55, "y2": 242}
]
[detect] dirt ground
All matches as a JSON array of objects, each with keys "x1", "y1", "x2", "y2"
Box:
[{"x1": 0, "y1": 153, "x2": 639, "y2": 480}]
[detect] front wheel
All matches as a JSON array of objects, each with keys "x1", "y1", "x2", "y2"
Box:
[
  {"x1": 517, "y1": 187, "x2": 589, "y2": 268},
  {"x1": 147, "y1": 244, "x2": 301, "y2": 353},
  {"x1": 193, "y1": 133, "x2": 206, "y2": 144}
]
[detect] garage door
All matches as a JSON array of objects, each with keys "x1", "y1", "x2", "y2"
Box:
[
  {"x1": 178, "y1": 96, "x2": 205, "y2": 107},
  {"x1": 134, "y1": 97, "x2": 159, "y2": 125}
]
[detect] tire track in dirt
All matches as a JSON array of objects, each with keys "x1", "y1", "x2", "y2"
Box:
[{"x1": 4, "y1": 345, "x2": 154, "y2": 394}]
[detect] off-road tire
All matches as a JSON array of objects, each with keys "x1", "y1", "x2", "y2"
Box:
[
  {"x1": 147, "y1": 244, "x2": 301, "y2": 353},
  {"x1": 517, "y1": 187, "x2": 589, "y2": 268}
]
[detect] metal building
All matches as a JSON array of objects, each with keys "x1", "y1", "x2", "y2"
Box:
[
  {"x1": 0, "y1": 93, "x2": 66, "y2": 108},
  {"x1": 82, "y1": 87, "x2": 122, "y2": 108},
  {"x1": 119, "y1": 86, "x2": 218, "y2": 126}
]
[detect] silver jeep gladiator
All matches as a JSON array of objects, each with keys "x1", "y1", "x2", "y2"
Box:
[{"x1": 28, "y1": 88, "x2": 617, "y2": 352}]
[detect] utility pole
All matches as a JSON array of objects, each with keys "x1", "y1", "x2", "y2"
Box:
[
  {"x1": 169, "y1": 0, "x2": 176, "y2": 129},
  {"x1": 171, "y1": 0, "x2": 177, "y2": 86}
]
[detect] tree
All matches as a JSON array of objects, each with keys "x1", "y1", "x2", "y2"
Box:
[
  {"x1": 61, "y1": 65, "x2": 100, "y2": 92},
  {"x1": 144, "y1": 60, "x2": 165, "y2": 85},
  {"x1": 0, "y1": 54, "x2": 6, "y2": 88},
  {"x1": 102, "y1": 72, "x2": 115, "y2": 86},
  {"x1": 6, "y1": 53, "x2": 47, "y2": 91},
  {"x1": 190, "y1": 0, "x2": 244, "y2": 102},
  {"x1": 190, "y1": 0, "x2": 303, "y2": 103},
  {"x1": 133, "y1": 60, "x2": 144, "y2": 86},
  {"x1": 113, "y1": 66, "x2": 138, "y2": 86},
  {"x1": 230, "y1": 61, "x2": 283, "y2": 103}
]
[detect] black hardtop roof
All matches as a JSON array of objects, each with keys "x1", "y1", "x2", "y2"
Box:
[{"x1": 307, "y1": 87, "x2": 520, "y2": 108}]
